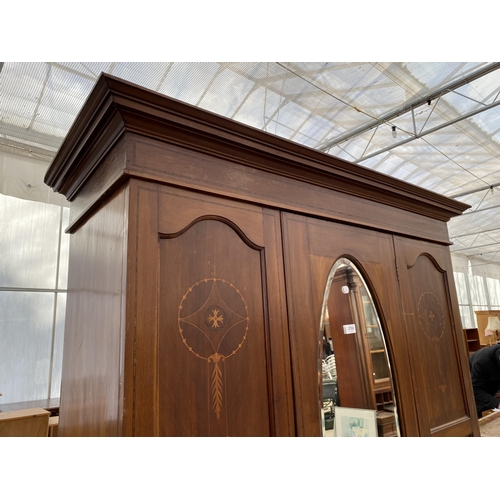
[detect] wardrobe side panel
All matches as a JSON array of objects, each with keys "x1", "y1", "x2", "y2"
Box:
[{"x1": 59, "y1": 185, "x2": 128, "y2": 436}]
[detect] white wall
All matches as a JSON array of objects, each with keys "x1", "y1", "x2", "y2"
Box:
[{"x1": 0, "y1": 149, "x2": 69, "y2": 404}]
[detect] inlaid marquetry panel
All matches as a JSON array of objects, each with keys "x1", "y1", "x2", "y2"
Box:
[
  {"x1": 159, "y1": 218, "x2": 272, "y2": 436},
  {"x1": 405, "y1": 255, "x2": 467, "y2": 430},
  {"x1": 394, "y1": 236, "x2": 477, "y2": 436}
]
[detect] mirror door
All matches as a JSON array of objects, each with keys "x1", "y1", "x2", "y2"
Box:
[{"x1": 320, "y1": 258, "x2": 400, "y2": 437}]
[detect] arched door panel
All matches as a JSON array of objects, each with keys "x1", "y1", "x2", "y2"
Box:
[
  {"x1": 126, "y1": 182, "x2": 294, "y2": 436},
  {"x1": 393, "y1": 236, "x2": 479, "y2": 436},
  {"x1": 281, "y1": 213, "x2": 413, "y2": 436}
]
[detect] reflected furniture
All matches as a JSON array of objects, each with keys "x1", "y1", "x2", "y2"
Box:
[
  {"x1": 321, "y1": 355, "x2": 338, "y2": 430},
  {"x1": 377, "y1": 411, "x2": 397, "y2": 437},
  {"x1": 45, "y1": 74, "x2": 480, "y2": 436},
  {"x1": 323, "y1": 259, "x2": 398, "y2": 436}
]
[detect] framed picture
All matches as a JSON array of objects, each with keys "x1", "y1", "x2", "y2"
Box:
[{"x1": 333, "y1": 407, "x2": 378, "y2": 437}]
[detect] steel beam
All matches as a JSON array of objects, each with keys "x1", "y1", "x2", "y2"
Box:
[{"x1": 317, "y1": 62, "x2": 500, "y2": 152}]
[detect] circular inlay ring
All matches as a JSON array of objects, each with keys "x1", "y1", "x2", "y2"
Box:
[{"x1": 178, "y1": 277, "x2": 249, "y2": 360}]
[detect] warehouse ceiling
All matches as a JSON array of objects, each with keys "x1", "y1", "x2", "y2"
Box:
[{"x1": 1, "y1": 61, "x2": 500, "y2": 267}]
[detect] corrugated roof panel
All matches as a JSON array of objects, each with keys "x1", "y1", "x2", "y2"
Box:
[
  {"x1": 46, "y1": 65, "x2": 96, "y2": 109},
  {"x1": 18, "y1": 65, "x2": 96, "y2": 141},
  {"x1": 269, "y1": 100, "x2": 314, "y2": 139},
  {"x1": 361, "y1": 151, "x2": 404, "y2": 176},
  {"x1": 111, "y1": 62, "x2": 173, "y2": 91},
  {"x1": 225, "y1": 62, "x2": 287, "y2": 85},
  {"x1": 404, "y1": 62, "x2": 488, "y2": 91},
  {"x1": 156, "y1": 62, "x2": 222, "y2": 105},
  {"x1": 296, "y1": 113, "x2": 338, "y2": 145},
  {"x1": 0, "y1": 131, "x2": 59, "y2": 152},
  {"x1": 233, "y1": 86, "x2": 282, "y2": 131},
  {"x1": 31, "y1": 106, "x2": 75, "y2": 139},
  {"x1": 333, "y1": 133, "x2": 371, "y2": 161},
  {"x1": 467, "y1": 158, "x2": 500, "y2": 180},
  {"x1": 0, "y1": 63, "x2": 47, "y2": 127},
  {"x1": 470, "y1": 105, "x2": 500, "y2": 137},
  {"x1": 306, "y1": 62, "x2": 384, "y2": 97},
  {"x1": 442, "y1": 91, "x2": 482, "y2": 115},
  {"x1": 265, "y1": 68, "x2": 317, "y2": 99},
  {"x1": 1, "y1": 95, "x2": 38, "y2": 127},
  {"x1": 56, "y1": 62, "x2": 113, "y2": 78},
  {"x1": 464, "y1": 71, "x2": 500, "y2": 105},
  {"x1": 198, "y1": 67, "x2": 256, "y2": 118},
  {"x1": 293, "y1": 132, "x2": 321, "y2": 149},
  {"x1": 267, "y1": 121, "x2": 298, "y2": 141},
  {"x1": 325, "y1": 145, "x2": 355, "y2": 162}
]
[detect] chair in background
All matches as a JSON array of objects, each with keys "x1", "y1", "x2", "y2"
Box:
[{"x1": 322, "y1": 355, "x2": 339, "y2": 429}]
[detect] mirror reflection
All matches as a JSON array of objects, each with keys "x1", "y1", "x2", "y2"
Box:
[{"x1": 320, "y1": 258, "x2": 400, "y2": 437}]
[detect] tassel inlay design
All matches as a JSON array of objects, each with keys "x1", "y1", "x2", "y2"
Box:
[
  {"x1": 178, "y1": 269, "x2": 249, "y2": 420},
  {"x1": 418, "y1": 291, "x2": 447, "y2": 393}
]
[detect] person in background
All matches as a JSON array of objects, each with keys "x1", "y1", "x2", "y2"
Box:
[
  {"x1": 322, "y1": 338, "x2": 332, "y2": 359},
  {"x1": 469, "y1": 344, "x2": 500, "y2": 418}
]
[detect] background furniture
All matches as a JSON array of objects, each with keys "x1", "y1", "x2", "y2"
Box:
[
  {"x1": 0, "y1": 408, "x2": 50, "y2": 437},
  {"x1": 474, "y1": 310, "x2": 500, "y2": 345},
  {"x1": 0, "y1": 397, "x2": 59, "y2": 417},
  {"x1": 45, "y1": 74, "x2": 479, "y2": 437},
  {"x1": 48, "y1": 416, "x2": 59, "y2": 437},
  {"x1": 463, "y1": 328, "x2": 481, "y2": 355}
]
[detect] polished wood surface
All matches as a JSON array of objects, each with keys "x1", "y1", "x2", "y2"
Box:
[
  {"x1": 128, "y1": 137, "x2": 453, "y2": 244},
  {"x1": 45, "y1": 74, "x2": 468, "y2": 239},
  {"x1": 48, "y1": 416, "x2": 59, "y2": 437},
  {"x1": 0, "y1": 397, "x2": 59, "y2": 416},
  {"x1": 464, "y1": 328, "x2": 482, "y2": 355},
  {"x1": 282, "y1": 213, "x2": 419, "y2": 436},
  {"x1": 280, "y1": 213, "x2": 479, "y2": 436},
  {"x1": 58, "y1": 185, "x2": 128, "y2": 437},
  {"x1": 45, "y1": 74, "x2": 477, "y2": 436},
  {"x1": 119, "y1": 182, "x2": 294, "y2": 436},
  {"x1": 394, "y1": 236, "x2": 478, "y2": 436},
  {"x1": 160, "y1": 219, "x2": 270, "y2": 436},
  {"x1": 0, "y1": 408, "x2": 50, "y2": 437}
]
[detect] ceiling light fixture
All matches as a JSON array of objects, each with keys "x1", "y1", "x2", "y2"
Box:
[{"x1": 391, "y1": 126, "x2": 397, "y2": 138}]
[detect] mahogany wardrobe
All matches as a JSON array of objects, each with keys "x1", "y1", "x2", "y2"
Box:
[{"x1": 45, "y1": 74, "x2": 479, "y2": 437}]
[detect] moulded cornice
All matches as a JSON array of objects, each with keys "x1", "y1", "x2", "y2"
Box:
[{"x1": 45, "y1": 73, "x2": 470, "y2": 221}]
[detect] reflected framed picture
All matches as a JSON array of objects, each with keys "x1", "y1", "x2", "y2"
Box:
[{"x1": 333, "y1": 407, "x2": 378, "y2": 437}]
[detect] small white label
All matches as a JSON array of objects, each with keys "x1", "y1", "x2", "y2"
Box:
[{"x1": 343, "y1": 324, "x2": 356, "y2": 334}]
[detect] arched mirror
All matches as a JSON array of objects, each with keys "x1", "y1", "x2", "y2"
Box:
[{"x1": 320, "y1": 258, "x2": 400, "y2": 437}]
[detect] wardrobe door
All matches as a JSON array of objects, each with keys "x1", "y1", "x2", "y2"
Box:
[
  {"x1": 393, "y1": 236, "x2": 479, "y2": 437},
  {"x1": 281, "y1": 213, "x2": 415, "y2": 436},
  {"x1": 126, "y1": 181, "x2": 294, "y2": 436}
]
